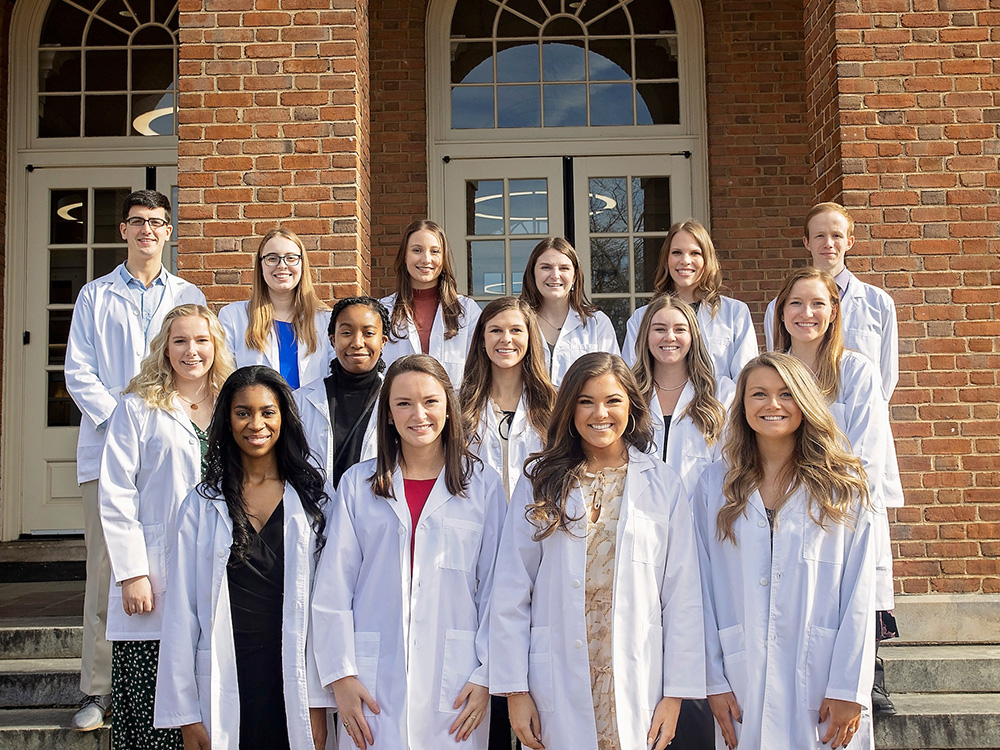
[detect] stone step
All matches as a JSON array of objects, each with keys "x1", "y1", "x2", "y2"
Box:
[
  {"x1": 874, "y1": 692, "x2": 1000, "y2": 749},
  {"x1": 0, "y1": 618, "x2": 82, "y2": 660},
  {"x1": 882, "y1": 644, "x2": 1000, "y2": 694},
  {"x1": 0, "y1": 708, "x2": 108, "y2": 749},
  {"x1": 0, "y1": 658, "x2": 82, "y2": 708}
]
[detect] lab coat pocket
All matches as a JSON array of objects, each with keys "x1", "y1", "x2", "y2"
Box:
[
  {"x1": 354, "y1": 631, "x2": 381, "y2": 711},
  {"x1": 528, "y1": 626, "x2": 554, "y2": 713},
  {"x1": 439, "y1": 629, "x2": 479, "y2": 713},
  {"x1": 801, "y1": 517, "x2": 844, "y2": 566},
  {"x1": 718, "y1": 624, "x2": 748, "y2": 700},
  {"x1": 143, "y1": 523, "x2": 167, "y2": 594},
  {"x1": 631, "y1": 510, "x2": 670, "y2": 566},
  {"x1": 801, "y1": 626, "x2": 838, "y2": 710},
  {"x1": 440, "y1": 517, "x2": 483, "y2": 573}
]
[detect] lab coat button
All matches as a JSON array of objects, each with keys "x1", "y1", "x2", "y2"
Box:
[
  {"x1": 759, "y1": 577, "x2": 769, "y2": 586},
  {"x1": 398, "y1": 528, "x2": 405, "y2": 536},
  {"x1": 572, "y1": 579, "x2": 581, "y2": 589},
  {"x1": 218, "y1": 549, "x2": 227, "y2": 558},
  {"x1": 574, "y1": 640, "x2": 584, "y2": 649},
  {"x1": 758, "y1": 520, "x2": 767, "y2": 528}
]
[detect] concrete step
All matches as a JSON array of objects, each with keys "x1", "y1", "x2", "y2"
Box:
[
  {"x1": 882, "y1": 644, "x2": 1000, "y2": 694},
  {"x1": 0, "y1": 657, "x2": 82, "y2": 708},
  {"x1": 874, "y1": 692, "x2": 1000, "y2": 749},
  {"x1": 0, "y1": 708, "x2": 108, "y2": 749},
  {"x1": 0, "y1": 618, "x2": 82, "y2": 660}
]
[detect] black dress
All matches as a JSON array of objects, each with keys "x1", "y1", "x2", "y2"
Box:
[{"x1": 228, "y1": 501, "x2": 290, "y2": 750}]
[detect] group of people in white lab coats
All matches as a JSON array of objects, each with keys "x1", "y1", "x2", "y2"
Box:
[{"x1": 66, "y1": 191, "x2": 901, "y2": 750}]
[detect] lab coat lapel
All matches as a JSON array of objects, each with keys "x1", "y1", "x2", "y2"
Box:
[
  {"x1": 420, "y1": 469, "x2": 453, "y2": 521},
  {"x1": 281, "y1": 486, "x2": 313, "y2": 750},
  {"x1": 162, "y1": 403, "x2": 199, "y2": 439},
  {"x1": 620, "y1": 448, "x2": 653, "y2": 532}
]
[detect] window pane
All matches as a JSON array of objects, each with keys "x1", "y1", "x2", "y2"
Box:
[
  {"x1": 543, "y1": 84, "x2": 586, "y2": 127},
  {"x1": 453, "y1": 42, "x2": 493, "y2": 84},
  {"x1": 48, "y1": 371, "x2": 82, "y2": 427},
  {"x1": 132, "y1": 92, "x2": 175, "y2": 136},
  {"x1": 50, "y1": 191, "x2": 88, "y2": 244},
  {"x1": 39, "y1": 95, "x2": 81, "y2": 138},
  {"x1": 590, "y1": 237, "x2": 629, "y2": 293},
  {"x1": 452, "y1": 1, "x2": 496, "y2": 38},
  {"x1": 86, "y1": 49, "x2": 127, "y2": 91},
  {"x1": 48, "y1": 310, "x2": 74, "y2": 366},
  {"x1": 497, "y1": 42, "x2": 539, "y2": 83},
  {"x1": 40, "y1": 1, "x2": 88, "y2": 46},
  {"x1": 544, "y1": 16, "x2": 582, "y2": 37},
  {"x1": 633, "y1": 176, "x2": 672, "y2": 232},
  {"x1": 509, "y1": 179, "x2": 548, "y2": 235},
  {"x1": 630, "y1": 0, "x2": 677, "y2": 34},
  {"x1": 84, "y1": 94, "x2": 128, "y2": 136},
  {"x1": 637, "y1": 82, "x2": 680, "y2": 125},
  {"x1": 590, "y1": 83, "x2": 632, "y2": 126},
  {"x1": 467, "y1": 180, "x2": 504, "y2": 236},
  {"x1": 595, "y1": 297, "x2": 631, "y2": 347},
  {"x1": 134, "y1": 25, "x2": 175, "y2": 45},
  {"x1": 588, "y1": 39, "x2": 631, "y2": 81},
  {"x1": 132, "y1": 47, "x2": 174, "y2": 91},
  {"x1": 497, "y1": 85, "x2": 541, "y2": 128},
  {"x1": 469, "y1": 240, "x2": 506, "y2": 296},
  {"x1": 39, "y1": 50, "x2": 81, "y2": 93},
  {"x1": 94, "y1": 188, "x2": 131, "y2": 242},
  {"x1": 586, "y1": 6, "x2": 629, "y2": 36},
  {"x1": 635, "y1": 37, "x2": 678, "y2": 80},
  {"x1": 94, "y1": 246, "x2": 128, "y2": 278},
  {"x1": 89, "y1": 0, "x2": 134, "y2": 45},
  {"x1": 542, "y1": 40, "x2": 585, "y2": 82},
  {"x1": 510, "y1": 239, "x2": 537, "y2": 295},
  {"x1": 635, "y1": 237, "x2": 662, "y2": 294},
  {"x1": 500, "y1": 0, "x2": 547, "y2": 28},
  {"x1": 50, "y1": 251, "x2": 87, "y2": 305},
  {"x1": 452, "y1": 86, "x2": 494, "y2": 129},
  {"x1": 589, "y1": 178, "x2": 628, "y2": 233}
]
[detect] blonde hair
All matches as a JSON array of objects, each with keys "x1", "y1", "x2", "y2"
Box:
[
  {"x1": 631, "y1": 294, "x2": 726, "y2": 446},
  {"x1": 652, "y1": 219, "x2": 723, "y2": 317},
  {"x1": 803, "y1": 202, "x2": 855, "y2": 239},
  {"x1": 124, "y1": 305, "x2": 236, "y2": 410},
  {"x1": 771, "y1": 267, "x2": 844, "y2": 398},
  {"x1": 716, "y1": 353, "x2": 869, "y2": 544},
  {"x1": 245, "y1": 227, "x2": 328, "y2": 355}
]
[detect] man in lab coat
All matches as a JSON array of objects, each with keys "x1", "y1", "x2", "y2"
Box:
[
  {"x1": 65, "y1": 190, "x2": 205, "y2": 731},
  {"x1": 763, "y1": 201, "x2": 900, "y2": 716}
]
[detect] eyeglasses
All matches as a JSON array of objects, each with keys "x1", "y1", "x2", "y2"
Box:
[
  {"x1": 261, "y1": 254, "x2": 303, "y2": 268},
  {"x1": 125, "y1": 217, "x2": 170, "y2": 228}
]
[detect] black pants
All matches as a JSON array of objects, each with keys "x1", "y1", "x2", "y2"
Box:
[{"x1": 671, "y1": 699, "x2": 715, "y2": 750}]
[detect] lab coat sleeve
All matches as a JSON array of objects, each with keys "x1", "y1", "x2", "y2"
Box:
[
  {"x1": 621, "y1": 308, "x2": 642, "y2": 368},
  {"x1": 727, "y1": 301, "x2": 759, "y2": 379},
  {"x1": 595, "y1": 311, "x2": 622, "y2": 357},
  {"x1": 468, "y1": 469, "x2": 508, "y2": 688},
  {"x1": 488, "y1": 476, "x2": 542, "y2": 694},
  {"x1": 659, "y1": 477, "x2": 707, "y2": 699},
  {"x1": 763, "y1": 298, "x2": 776, "y2": 352},
  {"x1": 692, "y1": 469, "x2": 732, "y2": 696},
  {"x1": 99, "y1": 397, "x2": 150, "y2": 584},
  {"x1": 879, "y1": 297, "x2": 899, "y2": 400},
  {"x1": 841, "y1": 359, "x2": 889, "y2": 505},
  {"x1": 824, "y1": 503, "x2": 877, "y2": 706},
  {"x1": 463, "y1": 295, "x2": 483, "y2": 333},
  {"x1": 310, "y1": 478, "x2": 365, "y2": 689},
  {"x1": 218, "y1": 303, "x2": 243, "y2": 356},
  {"x1": 154, "y1": 490, "x2": 206, "y2": 728},
  {"x1": 64, "y1": 285, "x2": 118, "y2": 428}
]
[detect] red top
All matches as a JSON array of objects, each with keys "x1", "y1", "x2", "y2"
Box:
[
  {"x1": 412, "y1": 286, "x2": 439, "y2": 354},
  {"x1": 403, "y1": 477, "x2": 436, "y2": 564}
]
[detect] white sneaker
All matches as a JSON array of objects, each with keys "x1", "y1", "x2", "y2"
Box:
[{"x1": 71, "y1": 694, "x2": 111, "y2": 731}]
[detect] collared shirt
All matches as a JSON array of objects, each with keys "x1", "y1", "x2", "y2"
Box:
[
  {"x1": 119, "y1": 263, "x2": 167, "y2": 341},
  {"x1": 834, "y1": 267, "x2": 851, "y2": 298}
]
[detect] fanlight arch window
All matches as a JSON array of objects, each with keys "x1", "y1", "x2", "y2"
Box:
[
  {"x1": 450, "y1": 0, "x2": 680, "y2": 130},
  {"x1": 37, "y1": 0, "x2": 179, "y2": 138}
]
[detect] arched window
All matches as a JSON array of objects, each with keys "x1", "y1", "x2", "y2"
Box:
[
  {"x1": 449, "y1": 0, "x2": 680, "y2": 130},
  {"x1": 37, "y1": 0, "x2": 179, "y2": 138}
]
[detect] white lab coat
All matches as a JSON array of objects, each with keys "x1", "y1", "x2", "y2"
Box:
[
  {"x1": 490, "y1": 449, "x2": 706, "y2": 749},
  {"x1": 65, "y1": 265, "x2": 206, "y2": 483},
  {"x1": 764, "y1": 270, "x2": 899, "y2": 399},
  {"x1": 623, "y1": 296, "x2": 758, "y2": 381},
  {"x1": 467, "y1": 394, "x2": 544, "y2": 499},
  {"x1": 311, "y1": 459, "x2": 507, "y2": 749},
  {"x1": 649, "y1": 377, "x2": 736, "y2": 497},
  {"x1": 693, "y1": 461, "x2": 876, "y2": 750},
  {"x1": 218, "y1": 300, "x2": 334, "y2": 388},
  {"x1": 154, "y1": 484, "x2": 326, "y2": 750},
  {"x1": 830, "y1": 351, "x2": 901, "y2": 609},
  {"x1": 98, "y1": 394, "x2": 203, "y2": 641},
  {"x1": 542, "y1": 308, "x2": 621, "y2": 388},
  {"x1": 379, "y1": 293, "x2": 482, "y2": 388},
  {"x1": 294, "y1": 375, "x2": 379, "y2": 483}
]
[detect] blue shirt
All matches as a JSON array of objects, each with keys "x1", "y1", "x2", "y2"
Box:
[
  {"x1": 275, "y1": 321, "x2": 300, "y2": 389},
  {"x1": 119, "y1": 264, "x2": 167, "y2": 341}
]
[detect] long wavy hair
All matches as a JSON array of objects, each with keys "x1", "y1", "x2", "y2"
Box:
[
  {"x1": 651, "y1": 219, "x2": 723, "y2": 317},
  {"x1": 369, "y1": 354, "x2": 479, "y2": 499},
  {"x1": 631, "y1": 294, "x2": 726, "y2": 446},
  {"x1": 199, "y1": 366, "x2": 328, "y2": 562},
  {"x1": 124, "y1": 304, "x2": 235, "y2": 410},
  {"x1": 388, "y1": 219, "x2": 464, "y2": 342},
  {"x1": 771, "y1": 267, "x2": 844, "y2": 399},
  {"x1": 245, "y1": 227, "x2": 328, "y2": 356},
  {"x1": 327, "y1": 296, "x2": 390, "y2": 374},
  {"x1": 716, "y1": 353, "x2": 869, "y2": 544},
  {"x1": 524, "y1": 352, "x2": 653, "y2": 541},
  {"x1": 519, "y1": 237, "x2": 598, "y2": 321}
]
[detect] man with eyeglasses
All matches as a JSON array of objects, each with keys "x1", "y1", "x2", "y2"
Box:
[{"x1": 64, "y1": 189, "x2": 205, "y2": 732}]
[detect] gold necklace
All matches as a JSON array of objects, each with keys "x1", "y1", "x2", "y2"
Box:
[
  {"x1": 653, "y1": 378, "x2": 688, "y2": 392},
  {"x1": 177, "y1": 392, "x2": 210, "y2": 411}
]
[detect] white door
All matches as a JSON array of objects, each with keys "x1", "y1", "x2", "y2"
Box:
[
  {"x1": 443, "y1": 153, "x2": 692, "y2": 339},
  {"x1": 18, "y1": 166, "x2": 178, "y2": 534}
]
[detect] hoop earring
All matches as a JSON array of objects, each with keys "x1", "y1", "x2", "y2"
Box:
[{"x1": 626, "y1": 414, "x2": 636, "y2": 436}]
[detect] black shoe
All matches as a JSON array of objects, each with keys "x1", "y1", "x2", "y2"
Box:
[{"x1": 872, "y1": 682, "x2": 896, "y2": 715}]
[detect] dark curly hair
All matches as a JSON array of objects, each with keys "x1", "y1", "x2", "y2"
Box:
[{"x1": 328, "y1": 296, "x2": 391, "y2": 374}]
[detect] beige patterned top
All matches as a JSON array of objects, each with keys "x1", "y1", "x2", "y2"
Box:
[{"x1": 579, "y1": 463, "x2": 628, "y2": 750}]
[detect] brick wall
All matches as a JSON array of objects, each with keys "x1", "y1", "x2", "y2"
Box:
[
  {"x1": 828, "y1": 0, "x2": 1000, "y2": 594},
  {"x1": 175, "y1": 0, "x2": 370, "y2": 306}
]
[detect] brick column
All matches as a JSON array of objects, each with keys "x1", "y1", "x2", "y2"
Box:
[{"x1": 176, "y1": 0, "x2": 371, "y2": 304}]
